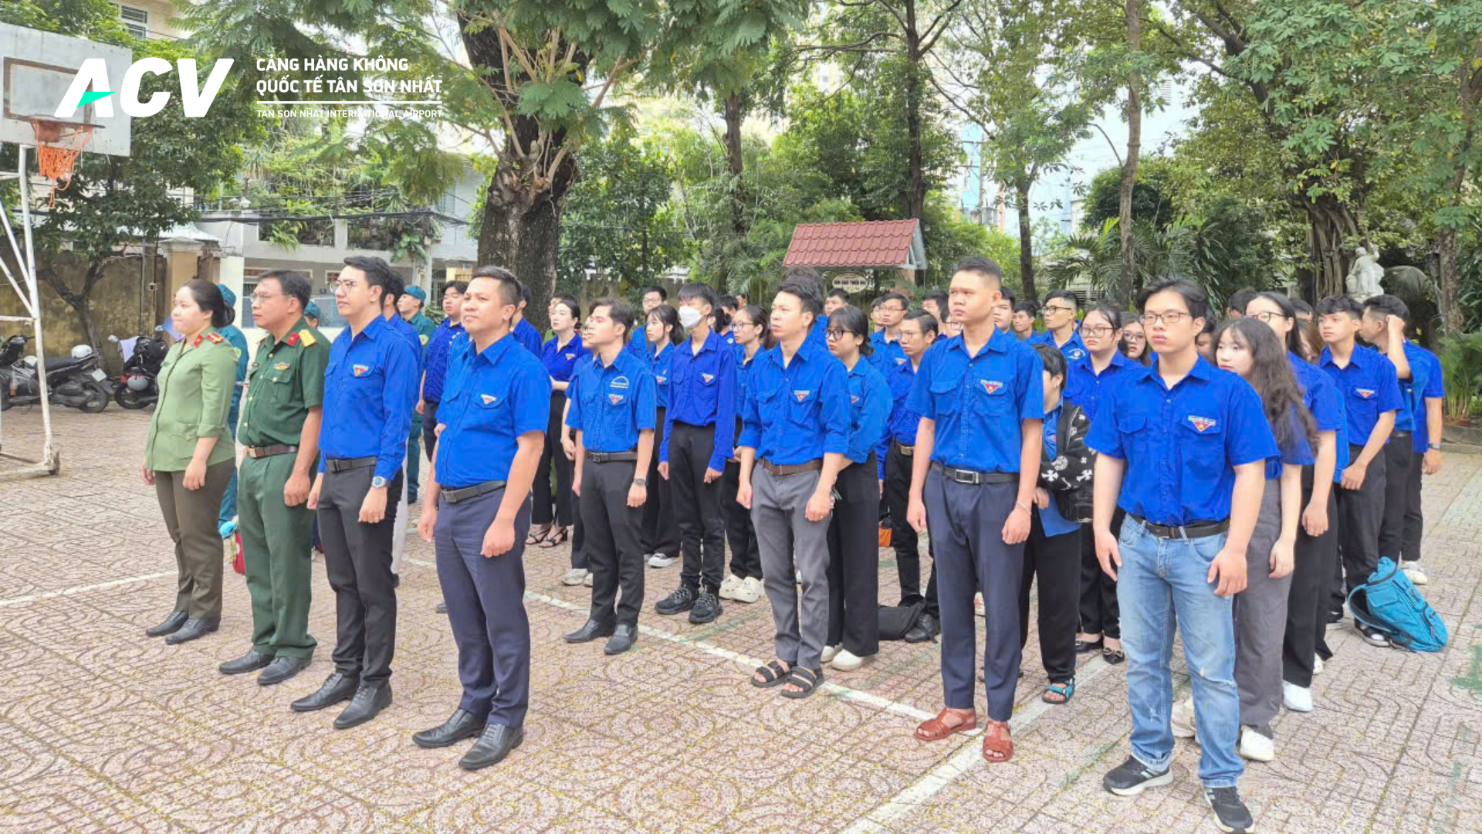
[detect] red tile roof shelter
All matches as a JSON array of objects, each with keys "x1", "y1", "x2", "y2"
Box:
[{"x1": 783, "y1": 219, "x2": 927, "y2": 271}]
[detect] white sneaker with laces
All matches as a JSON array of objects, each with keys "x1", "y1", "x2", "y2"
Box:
[
  {"x1": 734, "y1": 576, "x2": 763, "y2": 603},
  {"x1": 821, "y1": 644, "x2": 841, "y2": 664},
  {"x1": 718, "y1": 575, "x2": 741, "y2": 600},
  {"x1": 1238, "y1": 726, "x2": 1275, "y2": 762},
  {"x1": 561, "y1": 568, "x2": 589, "y2": 586},
  {"x1": 1171, "y1": 696, "x2": 1196, "y2": 739},
  {"x1": 583, "y1": 572, "x2": 593, "y2": 587},
  {"x1": 831, "y1": 649, "x2": 866, "y2": 671},
  {"x1": 1314, "y1": 654, "x2": 1324, "y2": 675},
  {"x1": 648, "y1": 553, "x2": 678, "y2": 568},
  {"x1": 1402, "y1": 563, "x2": 1428, "y2": 585},
  {"x1": 1282, "y1": 681, "x2": 1313, "y2": 713}
]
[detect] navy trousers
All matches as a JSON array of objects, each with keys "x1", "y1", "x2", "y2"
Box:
[{"x1": 435, "y1": 487, "x2": 532, "y2": 728}]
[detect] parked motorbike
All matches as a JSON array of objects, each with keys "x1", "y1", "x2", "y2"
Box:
[
  {"x1": 110, "y1": 329, "x2": 169, "y2": 410},
  {"x1": 0, "y1": 335, "x2": 111, "y2": 413}
]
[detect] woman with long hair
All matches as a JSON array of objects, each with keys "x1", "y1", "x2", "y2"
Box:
[
  {"x1": 536, "y1": 295, "x2": 587, "y2": 566},
  {"x1": 1120, "y1": 318, "x2": 1151, "y2": 365},
  {"x1": 640, "y1": 304, "x2": 682, "y2": 568},
  {"x1": 142, "y1": 280, "x2": 240, "y2": 645},
  {"x1": 1246, "y1": 292, "x2": 1344, "y2": 713},
  {"x1": 719, "y1": 304, "x2": 772, "y2": 604}
]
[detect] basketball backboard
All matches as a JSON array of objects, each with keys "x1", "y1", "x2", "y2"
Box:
[{"x1": 0, "y1": 21, "x2": 131, "y2": 157}]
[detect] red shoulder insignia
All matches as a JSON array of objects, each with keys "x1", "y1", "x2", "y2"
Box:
[
  {"x1": 286, "y1": 332, "x2": 300, "y2": 346},
  {"x1": 206, "y1": 333, "x2": 224, "y2": 344},
  {"x1": 192, "y1": 334, "x2": 202, "y2": 347}
]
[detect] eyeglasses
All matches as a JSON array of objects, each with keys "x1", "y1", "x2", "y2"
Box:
[
  {"x1": 1081, "y1": 325, "x2": 1115, "y2": 337},
  {"x1": 1123, "y1": 332, "x2": 1147, "y2": 342},
  {"x1": 332, "y1": 280, "x2": 362, "y2": 291},
  {"x1": 1139, "y1": 311, "x2": 1191, "y2": 326},
  {"x1": 826, "y1": 328, "x2": 852, "y2": 339},
  {"x1": 1042, "y1": 304, "x2": 1075, "y2": 314},
  {"x1": 1248, "y1": 311, "x2": 1288, "y2": 323},
  {"x1": 249, "y1": 292, "x2": 281, "y2": 303}
]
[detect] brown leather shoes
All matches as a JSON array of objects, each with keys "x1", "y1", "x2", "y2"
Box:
[{"x1": 915, "y1": 708, "x2": 976, "y2": 741}]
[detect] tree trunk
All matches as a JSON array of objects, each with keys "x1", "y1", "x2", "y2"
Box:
[
  {"x1": 1438, "y1": 226, "x2": 1463, "y2": 335},
  {"x1": 1016, "y1": 181, "x2": 1037, "y2": 304},
  {"x1": 1117, "y1": 0, "x2": 1142, "y2": 307},
  {"x1": 1301, "y1": 193, "x2": 1362, "y2": 301},
  {"x1": 37, "y1": 261, "x2": 104, "y2": 356},
  {"x1": 477, "y1": 177, "x2": 567, "y2": 334},
  {"x1": 903, "y1": 0, "x2": 927, "y2": 227},
  {"x1": 723, "y1": 93, "x2": 748, "y2": 237}
]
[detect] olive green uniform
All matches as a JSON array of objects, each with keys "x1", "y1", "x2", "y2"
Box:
[
  {"x1": 145, "y1": 327, "x2": 239, "y2": 620},
  {"x1": 237, "y1": 317, "x2": 330, "y2": 658}
]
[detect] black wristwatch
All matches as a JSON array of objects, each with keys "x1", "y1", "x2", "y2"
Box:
[
  {"x1": 1428, "y1": 443, "x2": 1442, "y2": 451},
  {"x1": 633, "y1": 477, "x2": 648, "y2": 487}
]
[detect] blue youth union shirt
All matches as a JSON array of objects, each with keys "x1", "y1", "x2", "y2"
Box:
[
  {"x1": 388, "y1": 313, "x2": 426, "y2": 379},
  {"x1": 662, "y1": 330, "x2": 737, "y2": 471},
  {"x1": 649, "y1": 342, "x2": 674, "y2": 410},
  {"x1": 738, "y1": 337, "x2": 849, "y2": 466},
  {"x1": 1289, "y1": 352, "x2": 1349, "y2": 475},
  {"x1": 1065, "y1": 349, "x2": 1136, "y2": 423},
  {"x1": 565, "y1": 349, "x2": 657, "y2": 453},
  {"x1": 626, "y1": 327, "x2": 650, "y2": 359},
  {"x1": 422, "y1": 319, "x2": 465, "y2": 403},
  {"x1": 907, "y1": 328, "x2": 1045, "y2": 474},
  {"x1": 1085, "y1": 357, "x2": 1278, "y2": 525},
  {"x1": 319, "y1": 315, "x2": 419, "y2": 480},
  {"x1": 1319, "y1": 345, "x2": 1403, "y2": 446},
  {"x1": 1265, "y1": 406, "x2": 1316, "y2": 480},
  {"x1": 513, "y1": 317, "x2": 543, "y2": 357},
  {"x1": 541, "y1": 333, "x2": 587, "y2": 384},
  {"x1": 1393, "y1": 341, "x2": 1432, "y2": 436},
  {"x1": 1031, "y1": 328, "x2": 1089, "y2": 363},
  {"x1": 878, "y1": 357, "x2": 923, "y2": 478},
  {"x1": 1039, "y1": 404, "x2": 1080, "y2": 537},
  {"x1": 842, "y1": 358, "x2": 892, "y2": 466},
  {"x1": 868, "y1": 330, "x2": 907, "y2": 374},
  {"x1": 1407, "y1": 346, "x2": 1445, "y2": 453},
  {"x1": 434, "y1": 333, "x2": 550, "y2": 487}
]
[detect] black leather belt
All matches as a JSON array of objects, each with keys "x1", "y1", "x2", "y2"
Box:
[
  {"x1": 326, "y1": 456, "x2": 377, "y2": 473},
  {"x1": 587, "y1": 451, "x2": 638, "y2": 463},
  {"x1": 1130, "y1": 514, "x2": 1230, "y2": 540},
  {"x1": 761, "y1": 458, "x2": 822, "y2": 476},
  {"x1": 1392, "y1": 430, "x2": 1412, "y2": 439},
  {"x1": 931, "y1": 461, "x2": 1016, "y2": 484},
  {"x1": 895, "y1": 441, "x2": 914, "y2": 457},
  {"x1": 245, "y1": 444, "x2": 298, "y2": 458},
  {"x1": 442, "y1": 480, "x2": 506, "y2": 505}
]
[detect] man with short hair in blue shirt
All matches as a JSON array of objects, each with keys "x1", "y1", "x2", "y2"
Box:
[
  {"x1": 1317, "y1": 295, "x2": 1402, "y2": 647},
  {"x1": 737, "y1": 279, "x2": 850, "y2": 700},
  {"x1": 563, "y1": 298, "x2": 657, "y2": 656},
  {"x1": 419, "y1": 280, "x2": 467, "y2": 463},
  {"x1": 511, "y1": 281, "x2": 543, "y2": 357},
  {"x1": 1030, "y1": 289, "x2": 1088, "y2": 363},
  {"x1": 1086, "y1": 279, "x2": 1275, "y2": 834},
  {"x1": 381, "y1": 278, "x2": 426, "y2": 585},
  {"x1": 626, "y1": 285, "x2": 667, "y2": 357},
  {"x1": 413, "y1": 266, "x2": 549, "y2": 771},
  {"x1": 904, "y1": 256, "x2": 1044, "y2": 766},
  {"x1": 868, "y1": 292, "x2": 909, "y2": 372},
  {"x1": 298, "y1": 255, "x2": 417, "y2": 730}
]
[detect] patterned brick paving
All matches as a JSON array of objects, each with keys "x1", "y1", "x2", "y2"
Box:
[{"x1": 0, "y1": 406, "x2": 1478, "y2": 833}]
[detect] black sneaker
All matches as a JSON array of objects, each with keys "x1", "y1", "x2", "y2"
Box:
[
  {"x1": 689, "y1": 591, "x2": 722, "y2": 624},
  {"x1": 1203, "y1": 786, "x2": 1255, "y2": 833},
  {"x1": 1103, "y1": 756, "x2": 1173, "y2": 797},
  {"x1": 1359, "y1": 625, "x2": 1391, "y2": 647},
  {"x1": 655, "y1": 586, "x2": 696, "y2": 616}
]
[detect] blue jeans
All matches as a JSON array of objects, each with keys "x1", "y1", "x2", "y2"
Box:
[{"x1": 1117, "y1": 518, "x2": 1243, "y2": 788}]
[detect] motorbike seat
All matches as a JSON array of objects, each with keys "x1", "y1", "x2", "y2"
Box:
[{"x1": 44, "y1": 357, "x2": 82, "y2": 371}]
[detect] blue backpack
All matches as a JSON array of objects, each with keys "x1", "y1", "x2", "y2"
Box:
[{"x1": 1347, "y1": 558, "x2": 1448, "y2": 652}]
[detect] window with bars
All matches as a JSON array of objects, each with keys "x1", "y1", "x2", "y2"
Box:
[{"x1": 116, "y1": 4, "x2": 148, "y2": 39}]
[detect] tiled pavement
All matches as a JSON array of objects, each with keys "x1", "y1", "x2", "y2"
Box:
[{"x1": 0, "y1": 406, "x2": 1479, "y2": 833}]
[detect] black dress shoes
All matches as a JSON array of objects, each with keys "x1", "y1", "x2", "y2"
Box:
[
  {"x1": 458, "y1": 723, "x2": 524, "y2": 770},
  {"x1": 291, "y1": 672, "x2": 359, "y2": 712},
  {"x1": 219, "y1": 649, "x2": 273, "y2": 675},
  {"x1": 333, "y1": 683, "x2": 392, "y2": 730},
  {"x1": 145, "y1": 610, "x2": 188, "y2": 637},
  {"x1": 258, "y1": 655, "x2": 311, "y2": 686},
  {"x1": 165, "y1": 617, "x2": 220, "y2": 645},
  {"x1": 903, "y1": 613, "x2": 940, "y2": 644},
  {"x1": 604, "y1": 624, "x2": 638, "y2": 655},
  {"x1": 412, "y1": 708, "x2": 485, "y2": 749},
  {"x1": 564, "y1": 620, "x2": 615, "y2": 644}
]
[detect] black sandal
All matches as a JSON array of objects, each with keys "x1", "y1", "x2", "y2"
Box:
[
  {"x1": 1074, "y1": 637, "x2": 1103, "y2": 653},
  {"x1": 537, "y1": 526, "x2": 569, "y2": 549},
  {"x1": 781, "y1": 667, "x2": 824, "y2": 699},
  {"x1": 751, "y1": 660, "x2": 791, "y2": 688},
  {"x1": 1102, "y1": 647, "x2": 1125, "y2": 665}
]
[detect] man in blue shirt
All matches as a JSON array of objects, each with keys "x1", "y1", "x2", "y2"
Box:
[
  {"x1": 1317, "y1": 295, "x2": 1402, "y2": 646},
  {"x1": 419, "y1": 281, "x2": 467, "y2": 466},
  {"x1": 413, "y1": 266, "x2": 549, "y2": 771},
  {"x1": 626, "y1": 285, "x2": 667, "y2": 357},
  {"x1": 398, "y1": 286, "x2": 436, "y2": 504},
  {"x1": 382, "y1": 279, "x2": 426, "y2": 586},
  {"x1": 298, "y1": 255, "x2": 417, "y2": 730},
  {"x1": 654, "y1": 283, "x2": 737, "y2": 626},
  {"x1": 879, "y1": 310, "x2": 940, "y2": 642},
  {"x1": 215, "y1": 284, "x2": 251, "y2": 533},
  {"x1": 990, "y1": 286, "x2": 1016, "y2": 335},
  {"x1": 1401, "y1": 340, "x2": 1445, "y2": 585},
  {"x1": 1030, "y1": 289, "x2": 1088, "y2": 363},
  {"x1": 737, "y1": 279, "x2": 849, "y2": 699},
  {"x1": 1086, "y1": 279, "x2": 1274, "y2": 834},
  {"x1": 563, "y1": 298, "x2": 657, "y2": 656},
  {"x1": 868, "y1": 292, "x2": 908, "y2": 372},
  {"x1": 904, "y1": 256, "x2": 1044, "y2": 766},
  {"x1": 512, "y1": 282, "x2": 543, "y2": 357}
]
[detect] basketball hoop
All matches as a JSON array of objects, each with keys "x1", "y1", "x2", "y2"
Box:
[{"x1": 28, "y1": 117, "x2": 96, "y2": 206}]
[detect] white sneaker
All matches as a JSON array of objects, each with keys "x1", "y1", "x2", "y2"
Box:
[
  {"x1": 718, "y1": 575, "x2": 741, "y2": 600},
  {"x1": 1282, "y1": 681, "x2": 1313, "y2": 713},
  {"x1": 734, "y1": 576, "x2": 763, "y2": 603},
  {"x1": 561, "y1": 568, "x2": 589, "y2": 586},
  {"x1": 831, "y1": 649, "x2": 866, "y2": 671},
  {"x1": 1313, "y1": 654, "x2": 1325, "y2": 676},
  {"x1": 583, "y1": 572, "x2": 593, "y2": 587},
  {"x1": 1238, "y1": 726, "x2": 1275, "y2": 762},
  {"x1": 1171, "y1": 696, "x2": 1196, "y2": 739},
  {"x1": 821, "y1": 644, "x2": 841, "y2": 664},
  {"x1": 974, "y1": 592, "x2": 985, "y2": 618},
  {"x1": 1402, "y1": 563, "x2": 1428, "y2": 585},
  {"x1": 648, "y1": 553, "x2": 678, "y2": 568}
]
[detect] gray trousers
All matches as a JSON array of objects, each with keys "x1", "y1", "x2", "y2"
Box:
[
  {"x1": 154, "y1": 459, "x2": 235, "y2": 619},
  {"x1": 1233, "y1": 477, "x2": 1290, "y2": 735},
  {"x1": 751, "y1": 466, "x2": 831, "y2": 671}
]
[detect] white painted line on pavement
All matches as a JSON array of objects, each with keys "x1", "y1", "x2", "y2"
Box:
[{"x1": 0, "y1": 570, "x2": 176, "y2": 608}]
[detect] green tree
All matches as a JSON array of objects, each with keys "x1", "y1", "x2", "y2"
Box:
[{"x1": 1082, "y1": 159, "x2": 1179, "y2": 232}]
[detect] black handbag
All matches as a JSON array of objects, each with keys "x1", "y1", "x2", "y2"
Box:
[{"x1": 878, "y1": 601, "x2": 926, "y2": 641}]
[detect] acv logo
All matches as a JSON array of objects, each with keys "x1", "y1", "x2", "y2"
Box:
[{"x1": 54, "y1": 58, "x2": 234, "y2": 119}]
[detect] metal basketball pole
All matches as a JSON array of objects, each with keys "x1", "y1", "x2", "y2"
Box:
[{"x1": 0, "y1": 143, "x2": 60, "y2": 477}]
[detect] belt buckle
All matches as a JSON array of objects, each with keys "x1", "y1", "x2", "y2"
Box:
[{"x1": 951, "y1": 468, "x2": 975, "y2": 485}]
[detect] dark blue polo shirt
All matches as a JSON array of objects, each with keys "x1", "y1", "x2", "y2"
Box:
[
  {"x1": 907, "y1": 328, "x2": 1045, "y2": 474},
  {"x1": 1065, "y1": 349, "x2": 1136, "y2": 423},
  {"x1": 434, "y1": 333, "x2": 550, "y2": 488},
  {"x1": 1031, "y1": 328, "x2": 1089, "y2": 363},
  {"x1": 1405, "y1": 345, "x2": 1444, "y2": 454},
  {"x1": 1265, "y1": 407, "x2": 1316, "y2": 480},
  {"x1": 541, "y1": 333, "x2": 587, "y2": 384},
  {"x1": 879, "y1": 357, "x2": 923, "y2": 478},
  {"x1": 649, "y1": 341, "x2": 673, "y2": 410},
  {"x1": 1319, "y1": 345, "x2": 1403, "y2": 446},
  {"x1": 842, "y1": 358, "x2": 891, "y2": 466},
  {"x1": 661, "y1": 330, "x2": 737, "y2": 471},
  {"x1": 565, "y1": 349, "x2": 657, "y2": 453},
  {"x1": 1289, "y1": 352, "x2": 1349, "y2": 477},
  {"x1": 868, "y1": 330, "x2": 907, "y2": 374},
  {"x1": 1393, "y1": 341, "x2": 1436, "y2": 434},
  {"x1": 319, "y1": 315, "x2": 419, "y2": 480},
  {"x1": 805, "y1": 317, "x2": 829, "y2": 351},
  {"x1": 388, "y1": 313, "x2": 425, "y2": 381},
  {"x1": 626, "y1": 327, "x2": 649, "y2": 359},
  {"x1": 513, "y1": 317, "x2": 543, "y2": 357},
  {"x1": 422, "y1": 319, "x2": 464, "y2": 403},
  {"x1": 738, "y1": 337, "x2": 849, "y2": 466},
  {"x1": 1086, "y1": 357, "x2": 1278, "y2": 525}
]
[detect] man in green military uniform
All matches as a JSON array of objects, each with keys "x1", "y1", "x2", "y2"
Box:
[
  {"x1": 219, "y1": 270, "x2": 330, "y2": 686},
  {"x1": 398, "y1": 285, "x2": 437, "y2": 503}
]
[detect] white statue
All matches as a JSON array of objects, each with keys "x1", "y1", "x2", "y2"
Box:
[{"x1": 1347, "y1": 246, "x2": 1384, "y2": 301}]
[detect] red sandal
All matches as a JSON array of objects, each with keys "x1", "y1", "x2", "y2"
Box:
[
  {"x1": 982, "y1": 720, "x2": 1013, "y2": 763},
  {"x1": 915, "y1": 708, "x2": 976, "y2": 741}
]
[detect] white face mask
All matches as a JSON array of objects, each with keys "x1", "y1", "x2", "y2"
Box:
[{"x1": 678, "y1": 306, "x2": 703, "y2": 329}]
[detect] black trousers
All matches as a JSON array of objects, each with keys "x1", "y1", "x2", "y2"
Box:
[
  {"x1": 534, "y1": 391, "x2": 576, "y2": 528},
  {"x1": 1377, "y1": 432, "x2": 1412, "y2": 561},
  {"x1": 669, "y1": 421, "x2": 726, "y2": 593},
  {"x1": 1078, "y1": 509, "x2": 1124, "y2": 639},
  {"x1": 317, "y1": 466, "x2": 401, "y2": 685},
  {"x1": 421, "y1": 400, "x2": 439, "y2": 462},
  {"x1": 641, "y1": 407, "x2": 679, "y2": 559},
  {"x1": 722, "y1": 458, "x2": 762, "y2": 580},
  {"x1": 883, "y1": 443, "x2": 938, "y2": 616},
  {"x1": 1018, "y1": 510, "x2": 1080, "y2": 684},
  {"x1": 1335, "y1": 442, "x2": 1387, "y2": 608},
  {"x1": 1285, "y1": 468, "x2": 1337, "y2": 686},
  {"x1": 826, "y1": 454, "x2": 881, "y2": 656},
  {"x1": 1401, "y1": 449, "x2": 1425, "y2": 563},
  {"x1": 580, "y1": 459, "x2": 645, "y2": 627}
]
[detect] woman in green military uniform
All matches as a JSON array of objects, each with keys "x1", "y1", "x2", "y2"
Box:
[{"x1": 142, "y1": 279, "x2": 240, "y2": 645}]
